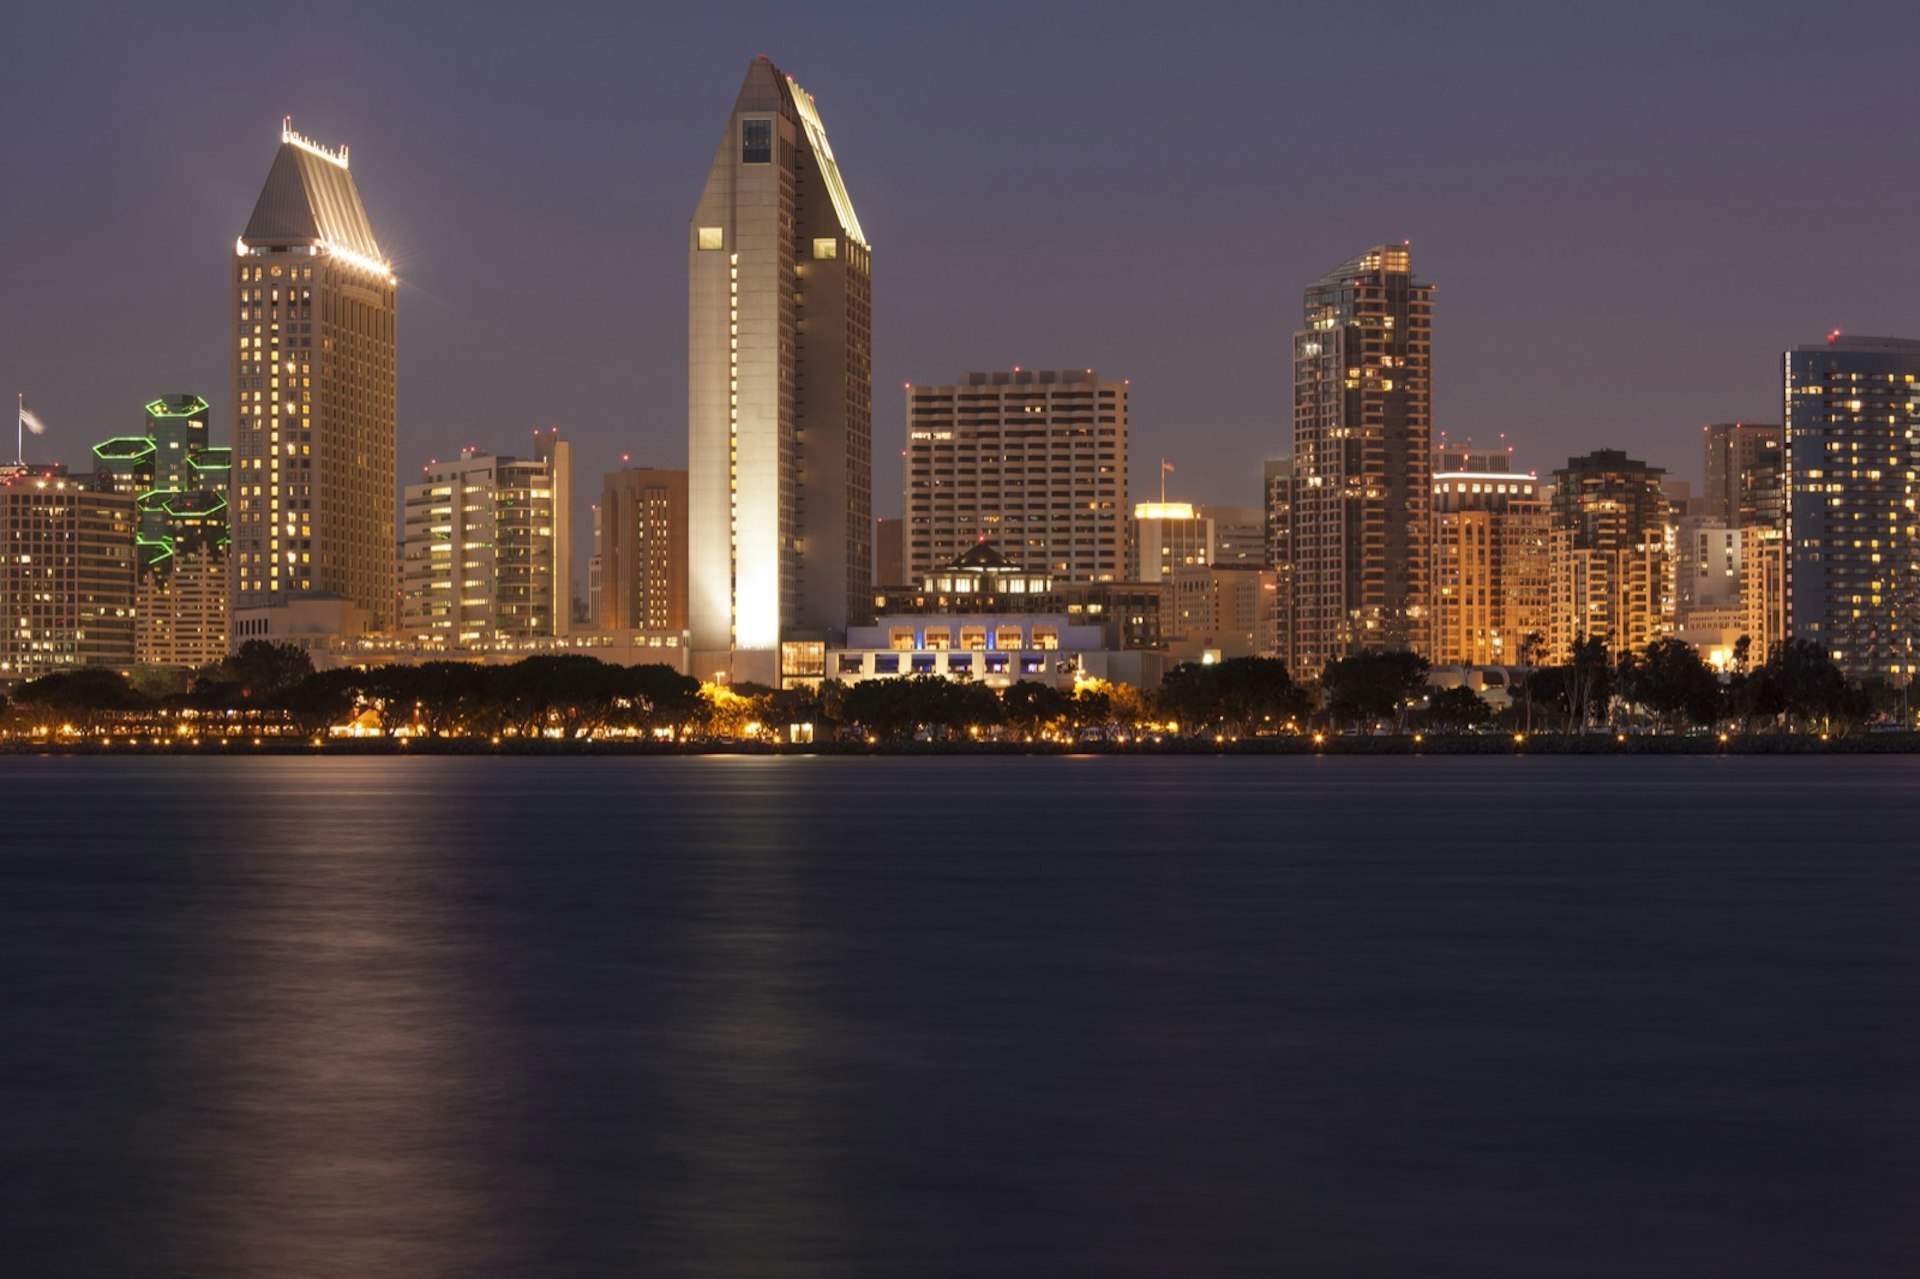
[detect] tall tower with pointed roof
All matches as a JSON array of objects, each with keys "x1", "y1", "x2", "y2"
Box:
[
  {"x1": 688, "y1": 58, "x2": 873, "y2": 684},
  {"x1": 231, "y1": 120, "x2": 397, "y2": 633}
]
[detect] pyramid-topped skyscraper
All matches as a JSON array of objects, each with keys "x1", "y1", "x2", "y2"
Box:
[
  {"x1": 231, "y1": 120, "x2": 397, "y2": 633},
  {"x1": 688, "y1": 58, "x2": 873, "y2": 684}
]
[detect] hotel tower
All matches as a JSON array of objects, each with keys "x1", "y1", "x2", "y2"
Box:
[
  {"x1": 232, "y1": 121, "x2": 397, "y2": 632},
  {"x1": 688, "y1": 58, "x2": 873, "y2": 685}
]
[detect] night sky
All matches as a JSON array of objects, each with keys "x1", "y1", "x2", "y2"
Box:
[{"x1": 5, "y1": 0, "x2": 1918, "y2": 538}]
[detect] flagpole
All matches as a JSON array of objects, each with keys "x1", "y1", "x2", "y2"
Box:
[
  {"x1": 16, "y1": 392, "x2": 22, "y2": 467},
  {"x1": 1160, "y1": 457, "x2": 1166, "y2": 505}
]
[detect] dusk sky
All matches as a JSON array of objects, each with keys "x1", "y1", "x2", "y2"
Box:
[{"x1": 5, "y1": 0, "x2": 1918, "y2": 532}]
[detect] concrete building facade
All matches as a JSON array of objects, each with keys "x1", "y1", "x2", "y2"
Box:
[
  {"x1": 599, "y1": 467, "x2": 688, "y2": 633},
  {"x1": 0, "y1": 470, "x2": 137, "y2": 682},
  {"x1": 1430, "y1": 460, "x2": 1550, "y2": 667},
  {"x1": 400, "y1": 435, "x2": 572, "y2": 644},
  {"x1": 905, "y1": 369, "x2": 1129, "y2": 584}
]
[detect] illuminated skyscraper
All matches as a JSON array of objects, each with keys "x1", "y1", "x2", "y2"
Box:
[
  {"x1": 1290, "y1": 245, "x2": 1433, "y2": 668},
  {"x1": 0, "y1": 469, "x2": 137, "y2": 680},
  {"x1": 1784, "y1": 335, "x2": 1920, "y2": 679},
  {"x1": 689, "y1": 58, "x2": 872, "y2": 684},
  {"x1": 232, "y1": 121, "x2": 397, "y2": 633},
  {"x1": 1702, "y1": 422, "x2": 1784, "y2": 529},
  {"x1": 91, "y1": 395, "x2": 232, "y2": 668}
]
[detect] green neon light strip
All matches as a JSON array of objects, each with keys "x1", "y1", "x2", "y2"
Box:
[
  {"x1": 92, "y1": 437, "x2": 157, "y2": 462},
  {"x1": 144, "y1": 396, "x2": 210, "y2": 418}
]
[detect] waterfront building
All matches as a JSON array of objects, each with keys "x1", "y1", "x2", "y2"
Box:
[
  {"x1": 689, "y1": 57, "x2": 872, "y2": 685},
  {"x1": 1263, "y1": 455, "x2": 1298, "y2": 670},
  {"x1": 1289, "y1": 244, "x2": 1433, "y2": 667},
  {"x1": 1547, "y1": 450, "x2": 1671, "y2": 661},
  {"x1": 91, "y1": 395, "x2": 232, "y2": 668},
  {"x1": 1741, "y1": 523, "x2": 1788, "y2": 661},
  {"x1": 1784, "y1": 335, "x2": 1920, "y2": 680},
  {"x1": 871, "y1": 542, "x2": 1163, "y2": 652},
  {"x1": 1131, "y1": 501, "x2": 1212, "y2": 582},
  {"x1": 1430, "y1": 458, "x2": 1550, "y2": 667},
  {"x1": 0, "y1": 469, "x2": 137, "y2": 681},
  {"x1": 598, "y1": 467, "x2": 688, "y2": 632},
  {"x1": 400, "y1": 434, "x2": 572, "y2": 644},
  {"x1": 905, "y1": 368, "x2": 1129, "y2": 583},
  {"x1": 825, "y1": 611, "x2": 1165, "y2": 692},
  {"x1": 232, "y1": 120, "x2": 397, "y2": 632}
]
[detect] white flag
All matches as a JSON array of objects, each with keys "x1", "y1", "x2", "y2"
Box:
[{"x1": 19, "y1": 406, "x2": 46, "y2": 436}]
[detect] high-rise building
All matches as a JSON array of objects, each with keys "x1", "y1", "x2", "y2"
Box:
[
  {"x1": 1199, "y1": 504, "x2": 1266, "y2": 569},
  {"x1": 1290, "y1": 245, "x2": 1433, "y2": 668},
  {"x1": 1741, "y1": 523, "x2": 1788, "y2": 662},
  {"x1": 1131, "y1": 501, "x2": 1212, "y2": 582},
  {"x1": 232, "y1": 121, "x2": 397, "y2": 633},
  {"x1": 1784, "y1": 335, "x2": 1920, "y2": 680},
  {"x1": 1166, "y1": 566, "x2": 1279, "y2": 661},
  {"x1": 91, "y1": 395, "x2": 232, "y2": 668},
  {"x1": 1547, "y1": 450, "x2": 1671, "y2": 661},
  {"x1": 1263, "y1": 456, "x2": 1298, "y2": 670},
  {"x1": 1703, "y1": 422, "x2": 1784, "y2": 528},
  {"x1": 874, "y1": 516, "x2": 905, "y2": 587},
  {"x1": 0, "y1": 469, "x2": 137, "y2": 681},
  {"x1": 599, "y1": 467, "x2": 689, "y2": 633},
  {"x1": 400, "y1": 434, "x2": 572, "y2": 644},
  {"x1": 905, "y1": 369, "x2": 1130, "y2": 586},
  {"x1": 688, "y1": 58, "x2": 872, "y2": 684},
  {"x1": 1430, "y1": 458, "x2": 1550, "y2": 667},
  {"x1": 1673, "y1": 516, "x2": 1742, "y2": 623}
]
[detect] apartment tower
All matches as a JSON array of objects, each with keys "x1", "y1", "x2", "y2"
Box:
[
  {"x1": 400, "y1": 434, "x2": 572, "y2": 645},
  {"x1": 1430, "y1": 454, "x2": 1550, "y2": 667},
  {"x1": 1784, "y1": 335, "x2": 1920, "y2": 680},
  {"x1": 1547, "y1": 450, "x2": 1671, "y2": 662},
  {"x1": 1290, "y1": 245, "x2": 1433, "y2": 669},
  {"x1": 905, "y1": 369, "x2": 1129, "y2": 583},
  {"x1": 232, "y1": 121, "x2": 396, "y2": 633},
  {"x1": 688, "y1": 58, "x2": 872, "y2": 684}
]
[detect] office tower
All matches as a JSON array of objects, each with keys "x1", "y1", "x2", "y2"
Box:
[
  {"x1": 586, "y1": 501, "x2": 604, "y2": 627},
  {"x1": 91, "y1": 395, "x2": 232, "y2": 668},
  {"x1": 1740, "y1": 524, "x2": 1788, "y2": 662},
  {"x1": 1131, "y1": 501, "x2": 1212, "y2": 582},
  {"x1": 905, "y1": 369, "x2": 1130, "y2": 583},
  {"x1": 875, "y1": 516, "x2": 905, "y2": 587},
  {"x1": 1547, "y1": 450, "x2": 1671, "y2": 661},
  {"x1": 0, "y1": 469, "x2": 137, "y2": 680},
  {"x1": 232, "y1": 121, "x2": 396, "y2": 633},
  {"x1": 688, "y1": 57, "x2": 872, "y2": 684},
  {"x1": 1290, "y1": 244, "x2": 1433, "y2": 668},
  {"x1": 1703, "y1": 422, "x2": 1785, "y2": 528},
  {"x1": 1430, "y1": 457, "x2": 1550, "y2": 667},
  {"x1": 400, "y1": 435, "x2": 571, "y2": 644},
  {"x1": 599, "y1": 467, "x2": 689, "y2": 632},
  {"x1": 1784, "y1": 335, "x2": 1920, "y2": 680}
]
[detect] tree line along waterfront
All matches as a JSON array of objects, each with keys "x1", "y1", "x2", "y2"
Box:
[{"x1": 0, "y1": 637, "x2": 1908, "y2": 753}]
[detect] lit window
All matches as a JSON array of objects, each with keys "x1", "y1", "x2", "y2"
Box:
[
  {"x1": 812, "y1": 238, "x2": 838, "y2": 260},
  {"x1": 697, "y1": 226, "x2": 724, "y2": 251}
]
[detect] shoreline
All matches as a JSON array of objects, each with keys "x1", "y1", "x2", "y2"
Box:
[{"x1": 2, "y1": 732, "x2": 1914, "y2": 757}]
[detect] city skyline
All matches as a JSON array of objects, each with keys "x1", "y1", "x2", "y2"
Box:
[{"x1": 5, "y1": 2, "x2": 1915, "y2": 527}]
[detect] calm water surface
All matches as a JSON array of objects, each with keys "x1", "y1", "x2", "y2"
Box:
[{"x1": 3, "y1": 756, "x2": 1918, "y2": 1276}]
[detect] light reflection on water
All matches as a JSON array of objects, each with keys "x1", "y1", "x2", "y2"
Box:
[{"x1": 3, "y1": 756, "x2": 1920, "y2": 1277}]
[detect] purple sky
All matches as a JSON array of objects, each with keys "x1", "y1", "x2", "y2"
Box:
[{"x1": 5, "y1": 0, "x2": 1918, "y2": 534}]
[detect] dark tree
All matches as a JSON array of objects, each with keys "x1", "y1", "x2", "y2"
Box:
[
  {"x1": 1319, "y1": 650, "x2": 1430, "y2": 731},
  {"x1": 1002, "y1": 680, "x2": 1069, "y2": 736},
  {"x1": 1422, "y1": 684, "x2": 1493, "y2": 732}
]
